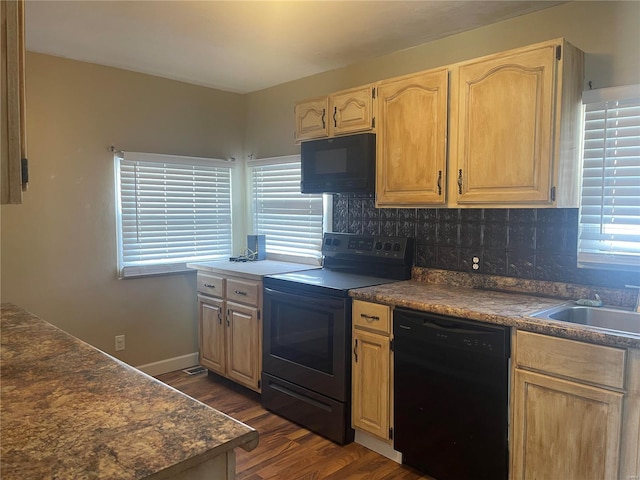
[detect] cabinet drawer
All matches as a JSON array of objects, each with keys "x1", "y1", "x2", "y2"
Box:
[
  {"x1": 197, "y1": 273, "x2": 224, "y2": 297},
  {"x1": 353, "y1": 300, "x2": 391, "y2": 335},
  {"x1": 226, "y1": 278, "x2": 260, "y2": 306},
  {"x1": 515, "y1": 330, "x2": 626, "y2": 390}
]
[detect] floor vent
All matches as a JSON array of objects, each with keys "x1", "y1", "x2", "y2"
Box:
[{"x1": 182, "y1": 366, "x2": 207, "y2": 375}]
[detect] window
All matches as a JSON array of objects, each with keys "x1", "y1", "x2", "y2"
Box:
[
  {"x1": 249, "y1": 155, "x2": 324, "y2": 262},
  {"x1": 578, "y1": 84, "x2": 640, "y2": 271},
  {"x1": 115, "y1": 152, "x2": 232, "y2": 278}
]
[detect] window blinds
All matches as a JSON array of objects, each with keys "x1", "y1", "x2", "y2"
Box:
[
  {"x1": 116, "y1": 152, "x2": 232, "y2": 278},
  {"x1": 250, "y1": 156, "x2": 323, "y2": 260},
  {"x1": 578, "y1": 85, "x2": 640, "y2": 270}
]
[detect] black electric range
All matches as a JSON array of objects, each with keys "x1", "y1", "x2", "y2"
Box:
[{"x1": 261, "y1": 232, "x2": 414, "y2": 444}]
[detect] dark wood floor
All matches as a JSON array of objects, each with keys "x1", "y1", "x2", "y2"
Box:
[{"x1": 156, "y1": 369, "x2": 429, "y2": 479}]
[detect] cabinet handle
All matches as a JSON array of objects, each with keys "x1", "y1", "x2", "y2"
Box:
[
  {"x1": 333, "y1": 106, "x2": 337, "y2": 127},
  {"x1": 458, "y1": 169, "x2": 463, "y2": 195},
  {"x1": 360, "y1": 313, "x2": 380, "y2": 322},
  {"x1": 203, "y1": 283, "x2": 216, "y2": 288},
  {"x1": 234, "y1": 290, "x2": 247, "y2": 296},
  {"x1": 217, "y1": 309, "x2": 222, "y2": 325},
  {"x1": 321, "y1": 108, "x2": 326, "y2": 129},
  {"x1": 354, "y1": 339, "x2": 358, "y2": 363},
  {"x1": 226, "y1": 309, "x2": 230, "y2": 327},
  {"x1": 437, "y1": 170, "x2": 442, "y2": 195}
]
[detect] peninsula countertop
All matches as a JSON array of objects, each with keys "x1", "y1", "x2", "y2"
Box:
[
  {"x1": 350, "y1": 280, "x2": 640, "y2": 349},
  {"x1": 0, "y1": 303, "x2": 258, "y2": 480}
]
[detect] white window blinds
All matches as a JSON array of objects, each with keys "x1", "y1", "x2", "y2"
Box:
[
  {"x1": 249, "y1": 155, "x2": 323, "y2": 261},
  {"x1": 578, "y1": 85, "x2": 640, "y2": 271},
  {"x1": 116, "y1": 152, "x2": 232, "y2": 278}
]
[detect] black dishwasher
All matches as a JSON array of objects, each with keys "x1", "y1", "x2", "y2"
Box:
[{"x1": 393, "y1": 308, "x2": 510, "y2": 480}]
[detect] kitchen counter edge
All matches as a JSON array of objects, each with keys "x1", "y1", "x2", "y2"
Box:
[{"x1": 349, "y1": 280, "x2": 640, "y2": 349}]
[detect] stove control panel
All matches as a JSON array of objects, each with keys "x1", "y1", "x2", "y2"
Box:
[{"x1": 322, "y1": 232, "x2": 413, "y2": 260}]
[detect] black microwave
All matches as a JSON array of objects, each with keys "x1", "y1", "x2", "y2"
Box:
[{"x1": 300, "y1": 133, "x2": 375, "y2": 194}]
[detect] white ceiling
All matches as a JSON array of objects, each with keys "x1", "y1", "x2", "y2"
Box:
[{"x1": 25, "y1": 1, "x2": 565, "y2": 94}]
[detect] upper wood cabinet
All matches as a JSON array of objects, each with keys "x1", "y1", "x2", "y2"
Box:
[
  {"x1": 294, "y1": 84, "x2": 375, "y2": 142},
  {"x1": 292, "y1": 38, "x2": 584, "y2": 208},
  {"x1": 375, "y1": 68, "x2": 448, "y2": 207},
  {"x1": 1, "y1": 0, "x2": 27, "y2": 204},
  {"x1": 449, "y1": 39, "x2": 584, "y2": 207}
]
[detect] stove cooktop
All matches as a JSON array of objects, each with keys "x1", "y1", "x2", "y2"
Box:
[{"x1": 263, "y1": 233, "x2": 415, "y2": 296}]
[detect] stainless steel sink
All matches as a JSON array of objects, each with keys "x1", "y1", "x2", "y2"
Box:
[{"x1": 530, "y1": 303, "x2": 640, "y2": 335}]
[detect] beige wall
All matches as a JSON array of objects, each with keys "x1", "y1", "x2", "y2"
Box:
[
  {"x1": 2, "y1": 1, "x2": 638, "y2": 369},
  {"x1": 245, "y1": 1, "x2": 640, "y2": 158},
  {"x1": 1, "y1": 53, "x2": 245, "y2": 366}
]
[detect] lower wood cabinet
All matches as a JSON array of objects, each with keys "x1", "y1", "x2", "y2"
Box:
[
  {"x1": 351, "y1": 300, "x2": 392, "y2": 442},
  {"x1": 197, "y1": 272, "x2": 262, "y2": 393},
  {"x1": 199, "y1": 295, "x2": 225, "y2": 375},
  {"x1": 511, "y1": 369, "x2": 623, "y2": 479},
  {"x1": 511, "y1": 330, "x2": 630, "y2": 480},
  {"x1": 225, "y1": 301, "x2": 260, "y2": 389}
]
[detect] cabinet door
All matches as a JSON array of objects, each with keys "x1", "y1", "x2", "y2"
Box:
[
  {"x1": 294, "y1": 97, "x2": 329, "y2": 142},
  {"x1": 226, "y1": 301, "x2": 261, "y2": 392},
  {"x1": 511, "y1": 368, "x2": 623, "y2": 480},
  {"x1": 451, "y1": 44, "x2": 557, "y2": 205},
  {"x1": 330, "y1": 85, "x2": 374, "y2": 136},
  {"x1": 198, "y1": 296, "x2": 226, "y2": 376},
  {"x1": 1, "y1": 0, "x2": 27, "y2": 204},
  {"x1": 352, "y1": 329, "x2": 390, "y2": 440},
  {"x1": 376, "y1": 68, "x2": 448, "y2": 207}
]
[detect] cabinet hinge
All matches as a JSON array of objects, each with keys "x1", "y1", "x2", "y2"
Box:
[
  {"x1": 372, "y1": 117, "x2": 376, "y2": 128},
  {"x1": 389, "y1": 427, "x2": 393, "y2": 440},
  {"x1": 390, "y1": 339, "x2": 394, "y2": 352},
  {"x1": 556, "y1": 45, "x2": 562, "y2": 60},
  {"x1": 551, "y1": 186, "x2": 556, "y2": 202}
]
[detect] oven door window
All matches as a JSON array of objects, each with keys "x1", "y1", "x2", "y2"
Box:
[{"x1": 271, "y1": 298, "x2": 336, "y2": 374}]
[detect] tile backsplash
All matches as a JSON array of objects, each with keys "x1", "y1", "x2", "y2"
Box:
[{"x1": 333, "y1": 194, "x2": 640, "y2": 289}]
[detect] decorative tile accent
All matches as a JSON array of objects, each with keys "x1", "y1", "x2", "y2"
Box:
[
  {"x1": 507, "y1": 252, "x2": 535, "y2": 279},
  {"x1": 436, "y1": 246, "x2": 459, "y2": 270},
  {"x1": 508, "y1": 224, "x2": 535, "y2": 252},
  {"x1": 483, "y1": 222, "x2": 508, "y2": 250},
  {"x1": 483, "y1": 249, "x2": 507, "y2": 276}
]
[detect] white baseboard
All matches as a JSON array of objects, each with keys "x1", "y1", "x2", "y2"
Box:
[
  {"x1": 354, "y1": 430, "x2": 403, "y2": 464},
  {"x1": 136, "y1": 352, "x2": 199, "y2": 376}
]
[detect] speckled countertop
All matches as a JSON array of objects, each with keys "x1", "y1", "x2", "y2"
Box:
[
  {"x1": 0, "y1": 303, "x2": 258, "y2": 480},
  {"x1": 186, "y1": 259, "x2": 319, "y2": 280},
  {"x1": 350, "y1": 272, "x2": 640, "y2": 349}
]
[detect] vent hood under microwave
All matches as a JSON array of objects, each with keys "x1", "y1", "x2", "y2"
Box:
[{"x1": 300, "y1": 133, "x2": 375, "y2": 194}]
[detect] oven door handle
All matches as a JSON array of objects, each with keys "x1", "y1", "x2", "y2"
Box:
[{"x1": 264, "y1": 287, "x2": 345, "y2": 309}]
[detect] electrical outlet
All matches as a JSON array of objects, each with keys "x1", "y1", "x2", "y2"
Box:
[
  {"x1": 115, "y1": 335, "x2": 125, "y2": 351},
  {"x1": 472, "y1": 256, "x2": 481, "y2": 271}
]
